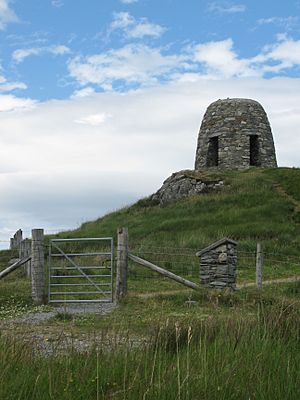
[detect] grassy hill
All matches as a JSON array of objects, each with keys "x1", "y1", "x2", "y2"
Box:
[
  {"x1": 1, "y1": 167, "x2": 300, "y2": 287},
  {"x1": 40, "y1": 166, "x2": 300, "y2": 291},
  {"x1": 58, "y1": 167, "x2": 300, "y2": 254}
]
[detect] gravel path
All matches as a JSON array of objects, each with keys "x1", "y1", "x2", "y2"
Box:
[
  {"x1": 8, "y1": 302, "x2": 117, "y2": 324},
  {"x1": 0, "y1": 302, "x2": 130, "y2": 356}
]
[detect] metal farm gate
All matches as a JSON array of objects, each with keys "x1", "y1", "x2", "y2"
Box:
[{"x1": 48, "y1": 238, "x2": 114, "y2": 303}]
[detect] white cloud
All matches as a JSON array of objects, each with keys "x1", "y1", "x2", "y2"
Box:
[
  {"x1": 72, "y1": 87, "x2": 96, "y2": 98},
  {"x1": 0, "y1": 65, "x2": 27, "y2": 94},
  {"x1": 208, "y1": 2, "x2": 246, "y2": 14},
  {"x1": 252, "y1": 37, "x2": 300, "y2": 72},
  {"x1": 0, "y1": 0, "x2": 18, "y2": 30},
  {"x1": 276, "y1": 33, "x2": 289, "y2": 42},
  {"x1": 189, "y1": 39, "x2": 258, "y2": 78},
  {"x1": 191, "y1": 36, "x2": 300, "y2": 77},
  {"x1": 0, "y1": 81, "x2": 27, "y2": 92},
  {"x1": 0, "y1": 94, "x2": 35, "y2": 112},
  {"x1": 12, "y1": 48, "x2": 41, "y2": 63},
  {"x1": 258, "y1": 16, "x2": 298, "y2": 30},
  {"x1": 120, "y1": 0, "x2": 138, "y2": 4},
  {"x1": 266, "y1": 38, "x2": 300, "y2": 66},
  {"x1": 111, "y1": 11, "x2": 134, "y2": 30},
  {"x1": 68, "y1": 44, "x2": 182, "y2": 89},
  {"x1": 12, "y1": 45, "x2": 70, "y2": 64},
  {"x1": 110, "y1": 11, "x2": 166, "y2": 39},
  {"x1": 51, "y1": 0, "x2": 64, "y2": 7},
  {"x1": 128, "y1": 19, "x2": 166, "y2": 39},
  {"x1": 68, "y1": 35, "x2": 300, "y2": 90},
  {"x1": 74, "y1": 112, "x2": 111, "y2": 126},
  {"x1": 52, "y1": 45, "x2": 70, "y2": 55}
]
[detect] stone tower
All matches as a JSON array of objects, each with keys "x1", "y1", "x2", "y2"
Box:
[{"x1": 194, "y1": 98, "x2": 277, "y2": 170}]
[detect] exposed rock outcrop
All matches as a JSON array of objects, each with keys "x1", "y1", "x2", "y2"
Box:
[{"x1": 150, "y1": 170, "x2": 224, "y2": 205}]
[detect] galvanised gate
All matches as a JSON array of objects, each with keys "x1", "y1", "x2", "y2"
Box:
[{"x1": 48, "y1": 238, "x2": 114, "y2": 303}]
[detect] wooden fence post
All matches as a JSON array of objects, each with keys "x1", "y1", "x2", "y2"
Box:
[
  {"x1": 31, "y1": 229, "x2": 45, "y2": 304},
  {"x1": 10, "y1": 229, "x2": 23, "y2": 250},
  {"x1": 20, "y1": 238, "x2": 31, "y2": 277},
  {"x1": 129, "y1": 254, "x2": 200, "y2": 291},
  {"x1": 115, "y1": 227, "x2": 128, "y2": 302},
  {"x1": 256, "y1": 243, "x2": 263, "y2": 290}
]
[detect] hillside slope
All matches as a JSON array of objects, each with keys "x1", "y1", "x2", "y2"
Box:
[{"x1": 58, "y1": 168, "x2": 300, "y2": 256}]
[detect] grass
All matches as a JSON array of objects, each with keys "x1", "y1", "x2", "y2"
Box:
[
  {"x1": 265, "y1": 167, "x2": 300, "y2": 203},
  {"x1": 53, "y1": 168, "x2": 300, "y2": 256},
  {"x1": 1, "y1": 167, "x2": 300, "y2": 398},
  {"x1": 0, "y1": 277, "x2": 51, "y2": 320},
  {"x1": 0, "y1": 292, "x2": 300, "y2": 399},
  {"x1": 39, "y1": 167, "x2": 300, "y2": 301},
  {"x1": 43, "y1": 283, "x2": 300, "y2": 333}
]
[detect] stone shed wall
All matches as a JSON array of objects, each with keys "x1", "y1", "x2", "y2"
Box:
[{"x1": 194, "y1": 98, "x2": 277, "y2": 170}]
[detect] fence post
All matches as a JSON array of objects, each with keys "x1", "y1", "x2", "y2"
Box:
[
  {"x1": 31, "y1": 229, "x2": 45, "y2": 304},
  {"x1": 10, "y1": 229, "x2": 23, "y2": 250},
  {"x1": 20, "y1": 238, "x2": 31, "y2": 277},
  {"x1": 115, "y1": 227, "x2": 128, "y2": 302},
  {"x1": 256, "y1": 243, "x2": 263, "y2": 290}
]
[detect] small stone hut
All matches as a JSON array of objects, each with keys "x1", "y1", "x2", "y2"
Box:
[
  {"x1": 194, "y1": 98, "x2": 277, "y2": 170},
  {"x1": 196, "y1": 238, "x2": 237, "y2": 289}
]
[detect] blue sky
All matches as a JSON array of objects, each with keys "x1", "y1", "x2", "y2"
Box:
[
  {"x1": 1, "y1": 0, "x2": 300, "y2": 100},
  {"x1": 1, "y1": 0, "x2": 300, "y2": 246}
]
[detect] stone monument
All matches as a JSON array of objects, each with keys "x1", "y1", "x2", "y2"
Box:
[
  {"x1": 196, "y1": 238, "x2": 237, "y2": 290},
  {"x1": 195, "y1": 98, "x2": 277, "y2": 170}
]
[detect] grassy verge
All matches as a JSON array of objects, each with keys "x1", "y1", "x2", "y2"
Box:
[{"x1": 1, "y1": 292, "x2": 299, "y2": 400}]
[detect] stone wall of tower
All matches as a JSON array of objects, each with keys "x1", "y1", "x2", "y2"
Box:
[{"x1": 194, "y1": 98, "x2": 277, "y2": 170}]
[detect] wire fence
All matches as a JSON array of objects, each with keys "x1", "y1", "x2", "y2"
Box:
[
  {"x1": 1, "y1": 238, "x2": 300, "y2": 296},
  {"x1": 128, "y1": 244, "x2": 300, "y2": 291},
  {"x1": 129, "y1": 244, "x2": 199, "y2": 280}
]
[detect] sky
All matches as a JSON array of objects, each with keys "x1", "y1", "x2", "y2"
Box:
[{"x1": 1, "y1": 0, "x2": 300, "y2": 248}]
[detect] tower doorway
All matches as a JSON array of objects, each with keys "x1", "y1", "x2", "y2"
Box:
[
  {"x1": 249, "y1": 135, "x2": 260, "y2": 166},
  {"x1": 206, "y1": 136, "x2": 219, "y2": 167}
]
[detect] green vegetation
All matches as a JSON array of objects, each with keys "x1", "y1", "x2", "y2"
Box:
[
  {"x1": 265, "y1": 167, "x2": 300, "y2": 202},
  {"x1": 54, "y1": 167, "x2": 300, "y2": 290},
  {"x1": 46, "y1": 283, "x2": 300, "y2": 333},
  {"x1": 1, "y1": 287, "x2": 300, "y2": 399},
  {"x1": 58, "y1": 168, "x2": 300, "y2": 255},
  {"x1": 1, "y1": 167, "x2": 300, "y2": 399}
]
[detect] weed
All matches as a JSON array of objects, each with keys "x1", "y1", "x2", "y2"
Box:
[{"x1": 53, "y1": 312, "x2": 74, "y2": 322}]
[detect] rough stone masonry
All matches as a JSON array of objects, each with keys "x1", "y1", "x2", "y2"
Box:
[
  {"x1": 195, "y1": 98, "x2": 277, "y2": 170},
  {"x1": 196, "y1": 238, "x2": 237, "y2": 290}
]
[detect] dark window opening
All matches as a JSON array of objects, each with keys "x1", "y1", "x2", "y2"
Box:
[
  {"x1": 249, "y1": 135, "x2": 260, "y2": 166},
  {"x1": 206, "y1": 136, "x2": 219, "y2": 167}
]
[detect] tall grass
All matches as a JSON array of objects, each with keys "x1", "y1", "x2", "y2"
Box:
[{"x1": 1, "y1": 300, "x2": 299, "y2": 400}]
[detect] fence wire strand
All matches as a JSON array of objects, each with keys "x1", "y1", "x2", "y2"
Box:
[{"x1": 128, "y1": 245, "x2": 300, "y2": 284}]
